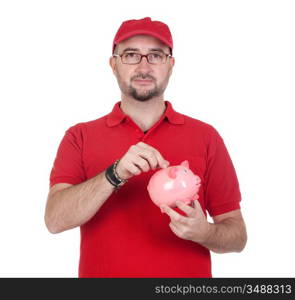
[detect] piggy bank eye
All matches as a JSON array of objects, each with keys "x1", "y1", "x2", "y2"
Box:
[{"x1": 184, "y1": 169, "x2": 188, "y2": 173}]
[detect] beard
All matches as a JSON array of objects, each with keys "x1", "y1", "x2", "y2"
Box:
[
  {"x1": 118, "y1": 73, "x2": 166, "y2": 102},
  {"x1": 128, "y1": 85, "x2": 160, "y2": 102}
]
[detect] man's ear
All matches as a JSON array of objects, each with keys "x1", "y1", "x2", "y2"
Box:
[
  {"x1": 168, "y1": 56, "x2": 175, "y2": 76},
  {"x1": 109, "y1": 56, "x2": 117, "y2": 75},
  {"x1": 170, "y1": 56, "x2": 175, "y2": 68}
]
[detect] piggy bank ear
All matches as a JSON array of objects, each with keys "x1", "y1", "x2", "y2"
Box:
[
  {"x1": 168, "y1": 167, "x2": 178, "y2": 179},
  {"x1": 180, "y1": 160, "x2": 189, "y2": 169}
]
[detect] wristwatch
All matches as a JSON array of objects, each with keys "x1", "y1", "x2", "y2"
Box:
[{"x1": 105, "y1": 159, "x2": 128, "y2": 191}]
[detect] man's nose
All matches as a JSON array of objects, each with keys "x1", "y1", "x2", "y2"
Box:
[{"x1": 135, "y1": 56, "x2": 152, "y2": 72}]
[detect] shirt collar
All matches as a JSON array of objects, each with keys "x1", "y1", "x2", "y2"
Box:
[{"x1": 106, "y1": 100, "x2": 184, "y2": 127}]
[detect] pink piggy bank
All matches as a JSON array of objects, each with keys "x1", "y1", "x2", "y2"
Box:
[{"x1": 147, "y1": 160, "x2": 201, "y2": 208}]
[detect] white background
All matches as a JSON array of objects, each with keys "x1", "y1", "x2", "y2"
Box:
[{"x1": 0, "y1": 0, "x2": 294, "y2": 277}]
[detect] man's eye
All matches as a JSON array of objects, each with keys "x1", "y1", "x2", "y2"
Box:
[
  {"x1": 125, "y1": 53, "x2": 137, "y2": 57},
  {"x1": 149, "y1": 53, "x2": 162, "y2": 59}
]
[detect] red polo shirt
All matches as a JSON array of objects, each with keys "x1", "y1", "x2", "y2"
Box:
[{"x1": 49, "y1": 100, "x2": 241, "y2": 278}]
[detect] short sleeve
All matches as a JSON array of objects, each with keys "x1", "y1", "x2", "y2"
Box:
[
  {"x1": 204, "y1": 126, "x2": 242, "y2": 216},
  {"x1": 49, "y1": 124, "x2": 86, "y2": 188}
]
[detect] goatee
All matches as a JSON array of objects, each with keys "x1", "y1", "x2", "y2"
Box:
[{"x1": 128, "y1": 86, "x2": 160, "y2": 102}]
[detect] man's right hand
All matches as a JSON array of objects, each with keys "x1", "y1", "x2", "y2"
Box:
[{"x1": 115, "y1": 142, "x2": 170, "y2": 180}]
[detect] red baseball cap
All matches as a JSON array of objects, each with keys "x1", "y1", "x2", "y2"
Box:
[{"x1": 112, "y1": 17, "x2": 173, "y2": 54}]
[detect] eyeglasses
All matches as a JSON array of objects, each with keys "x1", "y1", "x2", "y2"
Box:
[{"x1": 113, "y1": 52, "x2": 172, "y2": 65}]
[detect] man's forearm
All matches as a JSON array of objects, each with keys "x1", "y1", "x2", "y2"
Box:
[
  {"x1": 197, "y1": 218, "x2": 247, "y2": 254},
  {"x1": 45, "y1": 170, "x2": 115, "y2": 234}
]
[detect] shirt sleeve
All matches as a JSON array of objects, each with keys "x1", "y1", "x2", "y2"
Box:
[
  {"x1": 49, "y1": 124, "x2": 86, "y2": 188},
  {"x1": 204, "y1": 126, "x2": 242, "y2": 216}
]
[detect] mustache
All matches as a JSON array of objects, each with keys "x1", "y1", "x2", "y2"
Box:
[{"x1": 131, "y1": 74, "x2": 156, "y2": 82}]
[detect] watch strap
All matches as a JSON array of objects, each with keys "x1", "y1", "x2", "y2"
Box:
[{"x1": 105, "y1": 159, "x2": 128, "y2": 191}]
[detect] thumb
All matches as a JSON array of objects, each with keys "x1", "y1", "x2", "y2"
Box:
[{"x1": 194, "y1": 200, "x2": 202, "y2": 210}]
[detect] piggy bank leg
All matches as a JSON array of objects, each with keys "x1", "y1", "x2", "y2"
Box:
[
  {"x1": 182, "y1": 198, "x2": 193, "y2": 206},
  {"x1": 192, "y1": 193, "x2": 199, "y2": 201}
]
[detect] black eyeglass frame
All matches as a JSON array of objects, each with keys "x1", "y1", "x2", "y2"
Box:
[{"x1": 112, "y1": 52, "x2": 172, "y2": 65}]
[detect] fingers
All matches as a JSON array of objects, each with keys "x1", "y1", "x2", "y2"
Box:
[
  {"x1": 168, "y1": 222, "x2": 183, "y2": 238},
  {"x1": 161, "y1": 200, "x2": 204, "y2": 223},
  {"x1": 160, "y1": 204, "x2": 188, "y2": 225},
  {"x1": 175, "y1": 201, "x2": 196, "y2": 217},
  {"x1": 134, "y1": 147, "x2": 158, "y2": 170},
  {"x1": 125, "y1": 160, "x2": 142, "y2": 176},
  {"x1": 137, "y1": 142, "x2": 169, "y2": 169},
  {"x1": 193, "y1": 200, "x2": 203, "y2": 212},
  {"x1": 116, "y1": 142, "x2": 170, "y2": 180}
]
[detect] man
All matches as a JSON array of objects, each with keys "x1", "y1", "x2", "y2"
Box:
[{"x1": 45, "y1": 17, "x2": 247, "y2": 278}]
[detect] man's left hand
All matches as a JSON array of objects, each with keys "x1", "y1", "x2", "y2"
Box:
[{"x1": 160, "y1": 200, "x2": 211, "y2": 244}]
